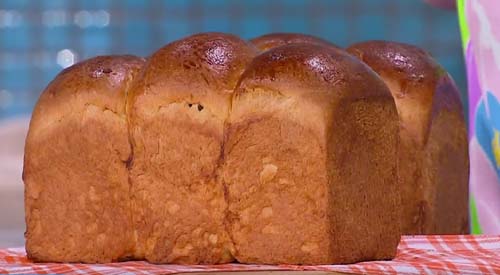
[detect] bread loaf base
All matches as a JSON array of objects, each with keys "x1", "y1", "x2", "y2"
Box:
[
  {"x1": 25, "y1": 106, "x2": 133, "y2": 263},
  {"x1": 224, "y1": 116, "x2": 330, "y2": 264},
  {"x1": 130, "y1": 103, "x2": 233, "y2": 264},
  {"x1": 223, "y1": 97, "x2": 400, "y2": 264}
]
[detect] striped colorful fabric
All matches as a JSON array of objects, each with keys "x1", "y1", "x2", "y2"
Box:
[{"x1": 1, "y1": 235, "x2": 499, "y2": 275}]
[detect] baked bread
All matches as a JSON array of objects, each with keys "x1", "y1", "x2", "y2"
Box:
[
  {"x1": 127, "y1": 33, "x2": 257, "y2": 263},
  {"x1": 23, "y1": 55, "x2": 145, "y2": 262},
  {"x1": 347, "y1": 41, "x2": 469, "y2": 235},
  {"x1": 250, "y1": 33, "x2": 339, "y2": 51},
  {"x1": 221, "y1": 44, "x2": 401, "y2": 264},
  {"x1": 25, "y1": 34, "x2": 433, "y2": 266}
]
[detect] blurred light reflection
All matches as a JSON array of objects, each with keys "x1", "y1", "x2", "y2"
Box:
[{"x1": 56, "y1": 49, "x2": 76, "y2": 68}]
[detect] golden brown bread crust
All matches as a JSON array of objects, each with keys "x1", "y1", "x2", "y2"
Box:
[
  {"x1": 347, "y1": 40, "x2": 469, "y2": 234},
  {"x1": 28, "y1": 55, "x2": 145, "y2": 138},
  {"x1": 222, "y1": 44, "x2": 401, "y2": 264},
  {"x1": 24, "y1": 55, "x2": 145, "y2": 263},
  {"x1": 346, "y1": 40, "x2": 463, "y2": 143},
  {"x1": 128, "y1": 32, "x2": 257, "y2": 264},
  {"x1": 129, "y1": 32, "x2": 258, "y2": 121},
  {"x1": 237, "y1": 43, "x2": 388, "y2": 99},
  {"x1": 250, "y1": 33, "x2": 339, "y2": 52}
]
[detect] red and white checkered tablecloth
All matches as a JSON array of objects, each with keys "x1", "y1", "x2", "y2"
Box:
[{"x1": 1, "y1": 235, "x2": 499, "y2": 275}]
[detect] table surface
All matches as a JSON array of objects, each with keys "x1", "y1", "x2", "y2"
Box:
[{"x1": 177, "y1": 272, "x2": 353, "y2": 275}]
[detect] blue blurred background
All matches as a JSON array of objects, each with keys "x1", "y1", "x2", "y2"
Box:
[{"x1": 0, "y1": 0, "x2": 465, "y2": 119}]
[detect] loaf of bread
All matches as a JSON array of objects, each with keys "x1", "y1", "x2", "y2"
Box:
[
  {"x1": 24, "y1": 55, "x2": 145, "y2": 263},
  {"x1": 127, "y1": 33, "x2": 256, "y2": 264},
  {"x1": 221, "y1": 44, "x2": 401, "y2": 264},
  {"x1": 347, "y1": 41, "x2": 469, "y2": 235},
  {"x1": 250, "y1": 33, "x2": 340, "y2": 51},
  {"x1": 25, "y1": 32, "x2": 469, "y2": 265}
]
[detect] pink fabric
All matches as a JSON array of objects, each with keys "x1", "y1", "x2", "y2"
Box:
[{"x1": 1, "y1": 235, "x2": 500, "y2": 275}]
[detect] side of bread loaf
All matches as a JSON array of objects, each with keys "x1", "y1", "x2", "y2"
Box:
[
  {"x1": 24, "y1": 55, "x2": 145, "y2": 262},
  {"x1": 347, "y1": 41, "x2": 469, "y2": 234},
  {"x1": 127, "y1": 33, "x2": 257, "y2": 263},
  {"x1": 222, "y1": 44, "x2": 401, "y2": 264}
]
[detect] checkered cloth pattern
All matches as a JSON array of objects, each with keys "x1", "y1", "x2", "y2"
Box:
[
  {"x1": 1, "y1": 235, "x2": 499, "y2": 275},
  {"x1": 0, "y1": 0, "x2": 466, "y2": 120}
]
